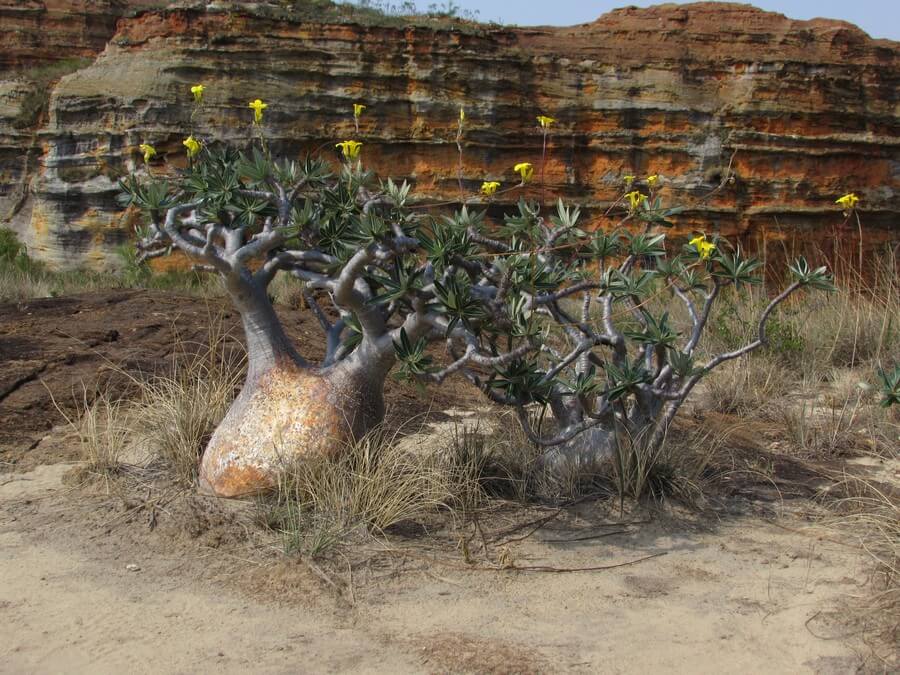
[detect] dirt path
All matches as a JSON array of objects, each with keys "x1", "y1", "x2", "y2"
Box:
[
  {"x1": 0, "y1": 465, "x2": 424, "y2": 674},
  {"x1": 1, "y1": 461, "x2": 874, "y2": 674}
]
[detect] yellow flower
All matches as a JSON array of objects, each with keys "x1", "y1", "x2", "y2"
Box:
[
  {"x1": 459, "y1": 107, "x2": 465, "y2": 123},
  {"x1": 353, "y1": 103, "x2": 366, "y2": 118},
  {"x1": 481, "y1": 181, "x2": 500, "y2": 197},
  {"x1": 336, "y1": 140, "x2": 362, "y2": 160},
  {"x1": 623, "y1": 174, "x2": 635, "y2": 186},
  {"x1": 138, "y1": 143, "x2": 156, "y2": 164},
  {"x1": 698, "y1": 241, "x2": 716, "y2": 260},
  {"x1": 689, "y1": 234, "x2": 716, "y2": 260},
  {"x1": 190, "y1": 84, "x2": 205, "y2": 103},
  {"x1": 647, "y1": 174, "x2": 659, "y2": 186},
  {"x1": 537, "y1": 115, "x2": 555, "y2": 129},
  {"x1": 514, "y1": 162, "x2": 533, "y2": 183},
  {"x1": 183, "y1": 136, "x2": 201, "y2": 158},
  {"x1": 625, "y1": 190, "x2": 646, "y2": 211},
  {"x1": 835, "y1": 193, "x2": 859, "y2": 210},
  {"x1": 248, "y1": 98, "x2": 268, "y2": 124}
]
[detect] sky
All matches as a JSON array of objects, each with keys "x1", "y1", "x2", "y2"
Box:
[{"x1": 357, "y1": 1, "x2": 899, "y2": 41}]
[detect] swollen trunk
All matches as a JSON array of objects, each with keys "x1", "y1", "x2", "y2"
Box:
[
  {"x1": 198, "y1": 277, "x2": 385, "y2": 497},
  {"x1": 199, "y1": 360, "x2": 385, "y2": 497}
]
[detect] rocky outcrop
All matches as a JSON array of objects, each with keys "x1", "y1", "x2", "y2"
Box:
[
  {"x1": 0, "y1": 1, "x2": 157, "y2": 252},
  {"x1": 1, "y1": 1, "x2": 897, "y2": 269},
  {"x1": 0, "y1": 1, "x2": 145, "y2": 70}
]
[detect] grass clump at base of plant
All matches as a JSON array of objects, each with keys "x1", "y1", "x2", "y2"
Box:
[
  {"x1": 257, "y1": 427, "x2": 481, "y2": 558},
  {"x1": 57, "y1": 315, "x2": 244, "y2": 490},
  {"x1": 119, "y1": 319, "x2": 245, "y2": 485},
  {"x1": 435, "y1": 411, "x2": 731, "y2": 509}
]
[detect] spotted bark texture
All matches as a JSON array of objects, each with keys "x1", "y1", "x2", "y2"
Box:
[{"x1": 199, "y1": 360, "x2": 385, "y2": 497}]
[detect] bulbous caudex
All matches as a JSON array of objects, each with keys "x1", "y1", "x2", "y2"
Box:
[
  {"x1": 198, "y1": 358, "x2": 386, "y2": 496},
  {"x1": 197, "y1": 272, "x2": 389, "y2": 495},
  {"x1": 124, "y1": 144, "x2": 834, "y2": 497}
]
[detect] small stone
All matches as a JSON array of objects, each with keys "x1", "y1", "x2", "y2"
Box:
[{"x1": 125, "y1": 564, "x2": 140, "y2": 572}]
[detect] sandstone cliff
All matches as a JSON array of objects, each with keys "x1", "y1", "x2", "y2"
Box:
[{"x1": 1, "y1": 1, "x2": 897, "y2": 269}]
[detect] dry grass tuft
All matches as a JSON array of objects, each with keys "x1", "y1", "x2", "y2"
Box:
[
  {"x1": 76, "y1": 392, "x2": 131, "y2": 477},
  {"x1": 819, "y1": 475, "x2": 899, "y2": 664},
  {"x1": 129, "y1": 320, "x2": 245, "y2": 484},
  {"x1": 0, "y1": 263, "x2": 52, "y2": 302},
  {"x1": 260, "y1": 427, "x2": 482, "y2": 557},
  {"x1": 438, "y1": 412, "x2": 733, "y2": 507},
  {"x1": 0, "y1": 227, "x2": 224, "y2": 302},
  {"x1": 701, "y1": 356, "x2": 789, "y2": 417},
  {"x1": 776, "y1": 389, "x2": 863, "y2": 458},
  {"x1": 52, "y1": 387, "x2": 131, "y2": 485},
  {"x1": 798, "y1": 283, "x2": 898, "y2": 371},
  {"x1": 607, "y1": 422, "x2": 734, "y2": 505},
  {"x1": 441, "y1": 415, "x2": 544, "y2": 503}
]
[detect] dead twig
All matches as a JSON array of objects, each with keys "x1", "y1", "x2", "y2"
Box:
[
  {"x1": 508, "y1": 551, "x2": 667, "y2": 573},
  {"x1": 489, "y1": 509, "x2": 564, "y2": 544},
  {"x1": 540, "y1": 529, "x2": 629, "y2": 543},
  {"x1": 375, "y1": 546, "x2": 666, "y2": 574},
  {"x1": 303, "y1": 556, "x2": 341, "y2": 593}
]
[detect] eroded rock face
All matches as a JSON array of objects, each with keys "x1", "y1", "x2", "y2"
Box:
[{"x1": 1, "y1": 1, "x2": 897, "y2": 268}]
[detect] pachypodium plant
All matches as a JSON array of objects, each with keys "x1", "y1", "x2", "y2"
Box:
[{"x1": 121, "y1": 93, "x2": 835, "y2": 497}]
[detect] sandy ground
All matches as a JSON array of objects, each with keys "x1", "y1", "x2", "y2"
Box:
[
  {"x1": 1, "y1": 291, "x2": 891, "y2": 672},
  {"x1": 0, "y1": 459, "x2": 877, "y2": 674}
]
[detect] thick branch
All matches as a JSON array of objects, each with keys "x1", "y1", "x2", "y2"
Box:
[
  {"x1": 161, "y1": 202, "x2": 232, "y2": 276},
  {"x1": 426, "y1": 339, "x2": 535, "y2": 385},
  {"x1": 697, "y1": 281, "x2": 801, "y2": 373},
  {"x1": 684, "y1": 280, "x2": 721, "y2": 354}
]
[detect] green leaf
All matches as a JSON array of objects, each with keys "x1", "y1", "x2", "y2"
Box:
[
  {"x1": 549, "y1": 198, "x2": 581, "y2": 230},
  {"x1": 626, "y1": 231, "x2": 666, "y2": 258},
  {"x1": 340, "y1": 312, "x2": 363, "y2": 354},
  {"x1": 603, "y1": 269, "x2": 657, "y2": 301},
  {"x1": 236, "y1": 148, "x2": 272, "y2": 186},
  {"x1": 420, "y1": 215, "x2": 473, "y2": 273},
  {"x1": 383, "y1": 177, "x2": 412, "y2": 208},
  {"x1": 655, "y1": 255, "x2": 685, "y2": 279},
  {"x1": 624, "y1": 311, "x2": 680, "y2": 350},
  {"x1": 668, "y1": 350, "x2": 705, "y2": 378},
  {"x1": 117, "y1": 174, "x2": 177, "y2": 211},
  {"x1": 433, "y1": 274, "x2": 488, "y2": 334},
  {"x1": 581, "y1": 230, "x2": 622, "y2": 260},
  {"x1": 877, "y1": 365, "x2": 900, "y2": 407},
  {"x1": 789, "y1": 256, "x2": 836, "y2": 292},
  {"x1": 225, "y1": 195, "x2": 274, "y2": 228},
  {"x1": 499, "y1": 198, "x2": 541, "y2": 240},
  {"x1": 514, "y1": 294, "x2": 539, "y2": 337},
  {"x1": 602, "y1": 358, "x2": 651, "y2": 401},
  {"x1": 712, "y1": 249, "x2": 762, "y2": 290},
  {"x1": 368, "y1": 261, "x2": 422, "y2": 306},
  {"x1": 562, "y1": 365, "x2": 604, "y2": 397},
  {"x1": 392, "y1": 327, "x2": 435, "y2": 381},
  {"x1": 489, "y1": 358, "x2": 552, "y2": 405}
]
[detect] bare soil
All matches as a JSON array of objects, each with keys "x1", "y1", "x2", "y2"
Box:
[
  {"x1": 0, "y1": 290, "x2": 468, "y2": 470},
  {"x1": 1, "y1": 291, "x2": 896, "y2": 673}
]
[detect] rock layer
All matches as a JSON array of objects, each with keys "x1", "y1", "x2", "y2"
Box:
[{"x1": 1, "y1": 1, "x2": 897, "y2": 269}]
